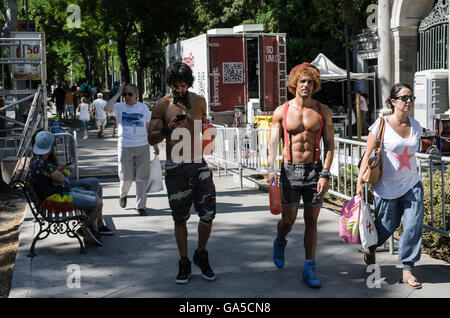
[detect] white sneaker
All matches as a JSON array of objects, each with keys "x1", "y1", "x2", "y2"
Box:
[{"x1": 83, "y1": 136, "x2": 88, "y2": 140}]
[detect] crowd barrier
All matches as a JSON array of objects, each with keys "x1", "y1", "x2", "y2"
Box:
[{"x1": 209, "y1": 126, "x2": 449, "y2": 245}]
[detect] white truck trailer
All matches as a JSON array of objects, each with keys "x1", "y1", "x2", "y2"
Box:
[{"x1": 165, "y1": 24, "x2": 287, "y2": 126}]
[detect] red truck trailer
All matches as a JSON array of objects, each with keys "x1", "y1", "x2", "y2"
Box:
[{"x1": 165, "y1": 24, "x2": 287, "y2": 126}]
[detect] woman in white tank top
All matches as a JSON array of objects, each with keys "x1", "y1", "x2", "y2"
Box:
[
  {"x1": 357, "y1": 83, "x2": 424, "y2": 289},
  {"x1": 77, "y1": 97, "x2": 92, "y2": 140}
]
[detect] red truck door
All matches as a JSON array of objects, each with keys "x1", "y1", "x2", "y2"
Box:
[
  {"x1": 260, "y1": 35, "x2": 287, "y2": 111},
  {"x1": 208, "y1": 37, "x2": 246, "y2": 111}
]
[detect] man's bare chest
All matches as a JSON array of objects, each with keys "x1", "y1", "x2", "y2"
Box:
[{"x1": 284, "y1": 108, "x2": 321, "y2": 135}]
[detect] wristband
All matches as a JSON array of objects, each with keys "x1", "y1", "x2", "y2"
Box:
[
  {"x1": 160, "y1": 124, "x2": 171, "y2": 136},
  {"x1": 319, "y1": 171, "x2": 330, "y2": 181}
]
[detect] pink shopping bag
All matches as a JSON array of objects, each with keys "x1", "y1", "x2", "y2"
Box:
[{"x1": 339, "y1": 195, "x2": 362, "y2": 244}]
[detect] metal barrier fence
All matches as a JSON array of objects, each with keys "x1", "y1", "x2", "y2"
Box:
[
  {"x1": 210, "y1": 126, "x2": 450, "y2": 240},
  {"x1": 0, "y1": 131, "x2": 79, "y2": 181}
]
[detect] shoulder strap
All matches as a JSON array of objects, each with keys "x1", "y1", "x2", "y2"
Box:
[
  {"x1": 314, "y1": 102, "x2": 323, "y2": 162},
  {"x1": 283, "y1": 102, "x2": 292, "y2": 163},
  {"x1": 376, "y1": 117, "x2": 386, "y2": 147}
]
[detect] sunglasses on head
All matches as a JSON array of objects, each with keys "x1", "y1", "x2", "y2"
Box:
[
  {"x1": 395, "y1": 95, "x2": 415, "y2": 102},
  {"x1": 122, "y1": 92, "x2": 134, "y2": 97}
]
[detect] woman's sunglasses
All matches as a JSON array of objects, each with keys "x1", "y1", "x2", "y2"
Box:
[
  {"x1": 395, "y1": 95, "x2": 415, "y2": 102},
  {"x1": 122, "y1": 92, "x2": 134, "y2": 97}
]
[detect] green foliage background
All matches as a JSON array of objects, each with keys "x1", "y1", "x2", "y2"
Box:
[{"x1": 2, "y1": 0, "x2": 375, "y2": 93}]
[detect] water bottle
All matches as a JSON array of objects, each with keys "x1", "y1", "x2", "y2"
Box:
[{"x1": 269, "y1": 181, "x2": 282, "y2": 215}]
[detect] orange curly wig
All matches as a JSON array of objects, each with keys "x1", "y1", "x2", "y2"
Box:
[{"x1": 287, "y1": 63, "x2": 321, "y2": 96}]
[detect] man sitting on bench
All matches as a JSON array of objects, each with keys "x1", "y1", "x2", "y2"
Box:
[{"x1": 29, "y1": 130, "x2": 111, "y2": 246}]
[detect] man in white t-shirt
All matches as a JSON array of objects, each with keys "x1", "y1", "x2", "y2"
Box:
[
  {"x1": 92, "y1": 93, "x2": 108, "y2": 138},
  {"x1": 105, "y1": 83, "x2": 159, "y2": 216}
]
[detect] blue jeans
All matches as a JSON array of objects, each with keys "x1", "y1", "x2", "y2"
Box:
[
  {"x1": 81, "y1": 120, "x2": 88, "y2": 131},
  {"x1": 70, "y1": 178, "x2": 102, "y2": 199},
  {"x1": 372, "y1": 181, "x2": 424, "y2": 271},
  {"x1": 69, "y1": 178, "x2": 102, "y2": 213}
]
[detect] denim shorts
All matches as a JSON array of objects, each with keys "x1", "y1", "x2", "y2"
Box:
[
  {"x1": 280, "y1": 161, "x2": 323, "y2": 207},
  {"x1": 69, "y1": 187, "x2": 98, "y2": 212}
]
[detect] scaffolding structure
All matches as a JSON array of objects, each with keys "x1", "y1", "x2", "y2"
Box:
[{"x1": 0, "y1": 32, "x2": 47, "y2": 158}]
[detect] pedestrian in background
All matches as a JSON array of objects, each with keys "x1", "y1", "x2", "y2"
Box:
[
  {"x1": 104, "y1": 83, "x2": 159, "y2": 216},
  {"x1": 92, "y1": 93, "x2": 108, "y2": 138},
  {"x1": 78, "y1": 97, "x2": 91, "y2": 140}
]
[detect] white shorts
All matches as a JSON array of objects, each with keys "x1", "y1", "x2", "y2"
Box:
[{"x1": 96, "y1": 118, "x2": 107, "y2": 128}]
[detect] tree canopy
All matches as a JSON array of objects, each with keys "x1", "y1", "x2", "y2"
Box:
[{"x1": 1, "y1": 0, "x2": 376, "y2": 97}]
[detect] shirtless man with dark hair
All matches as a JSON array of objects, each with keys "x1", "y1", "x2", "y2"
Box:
[
  {"x1": 267, "y1": 62, "x2": 334, "y2": 288},
  {"x1": 148, "y1": 61, "x2": 216, "y2": 284}
]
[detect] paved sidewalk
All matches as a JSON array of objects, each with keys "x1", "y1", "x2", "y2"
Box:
[{"x1": 8, "y1": 124, "x2": 450, "y2": 298}]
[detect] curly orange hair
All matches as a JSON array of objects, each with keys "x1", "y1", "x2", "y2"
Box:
[{"x1": 287, "y1": 65, "x2": 321, "y2": 95}]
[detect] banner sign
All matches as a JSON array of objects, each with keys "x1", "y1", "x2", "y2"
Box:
[{"x1": 11, "y1": 32, "x2": 42, "y2": 81}]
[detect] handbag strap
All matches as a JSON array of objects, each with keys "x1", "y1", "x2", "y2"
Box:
[
  {"x1": 314, "y1": 102, "x2": 323, "y2": 162},
  {"x1": 375, "y1": 117, "x2": 386, "y2": 148},
  {"x1": 283, "y1": 102, "x2": 292, "y2": 163}
]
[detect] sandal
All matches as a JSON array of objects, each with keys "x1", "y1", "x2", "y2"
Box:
[
  {"x1": 401, "y1": 270, "x2": 422, "y2": 289},
  {"x1": 363, "y1": 248, "x2": 376, "y2": 266}
]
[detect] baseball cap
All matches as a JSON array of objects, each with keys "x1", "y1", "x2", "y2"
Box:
[
  {"x1": 33, "y1": 131, "x2": 55, "y2": 155},
  {"x1": 97, "y1": 93, "x2": 103, "y2": 98},
  {"x1": 289, "y1": 62, "x2": 320, "y2": 80}
]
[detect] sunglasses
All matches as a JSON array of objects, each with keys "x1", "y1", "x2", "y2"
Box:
[
  {"x1": 395, "y1": 95, "x2": 415, "y2": 102},
  {"x1": 122, "y1": 92, "x2": 134, "y2": 97}
]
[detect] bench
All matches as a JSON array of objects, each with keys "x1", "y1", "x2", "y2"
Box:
[{"x1": 9, "y1": 157, "x2": 88, "y2": 257}]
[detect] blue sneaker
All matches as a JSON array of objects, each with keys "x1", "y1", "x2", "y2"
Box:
[
  {"x1": 272, "y1": 238, "x2": 287, "y2": 268},
  {"x1": 302, "y1": 259, "x2": 321, "y2": 288}
]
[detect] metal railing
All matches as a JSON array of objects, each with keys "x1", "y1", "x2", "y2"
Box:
[{"x1": 209, "y1": 127, "x2": 450, "y2": 240}]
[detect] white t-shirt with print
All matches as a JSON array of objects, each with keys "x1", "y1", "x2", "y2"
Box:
[
  {"x1": 113, "y1": 101, "x2": 151, "y2": 148},
  {"x1": 369, "y1": 116, "x2": 422, "y2": 199}
]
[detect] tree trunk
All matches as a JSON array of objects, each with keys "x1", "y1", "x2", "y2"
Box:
[
  {"x1": 117, "y1": 38, "x2": 130, "y2": 83},
  {"x1": 104, "y1": 49, "x2": 110, "y2": 91},
  {"x1": 137, "y1": 54, "x2": 144, "y2": 102}
]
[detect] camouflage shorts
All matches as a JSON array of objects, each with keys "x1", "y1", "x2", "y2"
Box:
[{"x1": 164, "y1": 160, "x2": 216, "y2": 226}]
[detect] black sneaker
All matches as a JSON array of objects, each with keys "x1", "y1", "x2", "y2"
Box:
[
  {"x1": 82, "y1": 226, "x2": 103, "y2": 246},
  {"x1": 138, "y1": 208, "x2": 148, "y2": 216},
  {"x1": 175, "y1": 258, "x2": 191, "y2": 284},
  {"x1": 99, "y1": 224, "x2": 115, "y2": 236},
  {"x1": 193, "y1": 249, "x2": 215, "y2": 281},
  {"x1": 119, "y1": 196, "x2": 127, "y2": 208}
]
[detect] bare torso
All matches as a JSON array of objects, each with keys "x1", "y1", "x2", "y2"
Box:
[
  {"x1": 274, "y1": 98, "x2": 332, "y2": 164},
  {"x1": 151, "y1": 91, "x2": 206, "y2": 161}
]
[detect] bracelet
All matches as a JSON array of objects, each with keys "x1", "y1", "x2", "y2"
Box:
[
  {"x1": 160, "y1": 124, "x2": 171, "y2": 136},
  {"x1": 319, "y1": 171, "x2": 330, "y2": 181}
]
